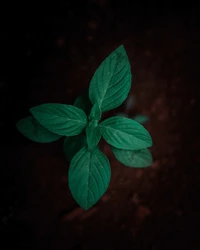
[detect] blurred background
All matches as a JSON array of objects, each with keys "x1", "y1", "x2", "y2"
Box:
[{"x1": 0, "y1": 1, "x2": 199, "y2": 249}]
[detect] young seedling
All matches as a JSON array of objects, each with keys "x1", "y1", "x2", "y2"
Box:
[{"x1": 16, "y1": 45, "x2": 153, "y2": 210}]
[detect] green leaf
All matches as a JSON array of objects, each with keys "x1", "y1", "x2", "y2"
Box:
[
  {"x1": 74, "y1": 90, "x2": 92, "y2": 116},
  {"x1": 89, "y1": 45, "x2": 132, "y2": 112},
  {"x1": 16, "y1": 116, "x2": 62, "y2": 143},
  {"x1": 133, "y1": 114, "x2": 149, "y2": 124},
  {"x1": 30, "y1": 103, "x2": 87, "y2": 136},
  {"x1": 68, "y1": 146, "x2": 111, "y2": 210},
  {"x1": 111, "y1": 146, "x2": 153, "y2": 168},
  {"x1": 99, "y1": 116, "x2": 152, "y2": 150},
  {"x1": 89, "y1": 103, "x2": 102, "y2": 122},
  {"x1": 63, "y1": 134, "x2": 86, "y2": 161},
  {"x1": 86, "y1": 124, "x2": 101, "y2": 150}
]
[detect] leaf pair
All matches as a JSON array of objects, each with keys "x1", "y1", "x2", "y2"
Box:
[
  {"x1": 63, "y1": 101, "x2": 152, "y2": 166},
  {"x1": 16, "y1": 116, "x2": 62, "y2": 143},
  {"x1": 16, "y1": 104, "x2": 88, "y2": 143}
]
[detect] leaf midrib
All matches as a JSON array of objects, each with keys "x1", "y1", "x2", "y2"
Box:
[
  {"x1": 34, "y1": 110, "x2": 86, "y2": 124},
  {"x1": 98, "y1": 55, "x2": 126, "y2": 109},
  {"x1": 99, "y1": 124, "x2": 136, "y2": 138}
]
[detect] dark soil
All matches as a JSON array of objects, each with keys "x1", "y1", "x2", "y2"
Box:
[{"x1": 0, "y1": 1, "x2": 199, "y2": 250}]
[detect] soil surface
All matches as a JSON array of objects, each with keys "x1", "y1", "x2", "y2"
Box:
[{"x1": 0, "y1": 1, "x2": 199, "y2": 250}]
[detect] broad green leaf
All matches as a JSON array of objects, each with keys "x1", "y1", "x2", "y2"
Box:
[
  {"x1": 16, "y1": 116, "x2": 62, "y2": 143},
  {"x1": 99, "y1": 116, "x2": 152, "y2": 150},
  {"x1": 86, "y1": 123, "x2": 101, "y2": 150},
  {"x1": 111, "y1": 146, "x2": 153, "y2": 168},
  {"x1": 133, "y1": 114, "x2": 149, "y2": 124},
  {"x1": 30, "y1": 103, "x2": 87, "y2": 136},
  {"x1": 68, "y1": 146, "x2": 111, "y2": 210},
  {"x1": 88, "y1": 103, "x2": 102, "y2": 122},
  {"x1": 89, "y1": 45, "x2": 132, "y2": 112},
  {"x1": 74, "y1": 90, "x2": 92, "y2": 116},
  {"x1": 63, "y1": 134, "x2": 86, "y2": 161}
]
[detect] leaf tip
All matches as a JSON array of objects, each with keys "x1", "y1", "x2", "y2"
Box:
[
  {"x1": 116, "y1": 44, "x2": 126, "y2": 54},
  {"x1": 82, "y1": 204, "x2": 93, "y2": 211},
  {"x1": 118, "y1": 44, "x2": 125, "y2": 49},
  {"x1": 29, "y1": 107, "x2": 35, "y2": 115}
]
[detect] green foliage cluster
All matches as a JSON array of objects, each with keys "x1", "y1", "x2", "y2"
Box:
[{"x1": 17, "y1": 45, "x2": 153, "y2": 210}]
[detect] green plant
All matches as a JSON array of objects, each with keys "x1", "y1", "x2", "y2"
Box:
[{"x1": 16, "y1": 45, "x2": 153, "y2": 210}]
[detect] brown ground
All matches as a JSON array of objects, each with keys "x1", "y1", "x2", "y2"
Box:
[{"x1": 0, "y1": 1, "x2": 199, "y2": 250}]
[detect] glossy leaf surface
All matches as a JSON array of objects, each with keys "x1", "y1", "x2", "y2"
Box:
[
  {"x1": 111, "y1": 146, "x2": 153, "y2": 168},
  {"x1": 89, "y1": 45, "x2": 132, "y2": 112},
  {"x1": 30, "y1": 103, "x2": 87, "y2": 136},
  {"x1": 99, "y1": 116, "x2": 152, "y2": 150},
  {"x1": 68, "y1": 147, "x2": 111, "y2": 210}
]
